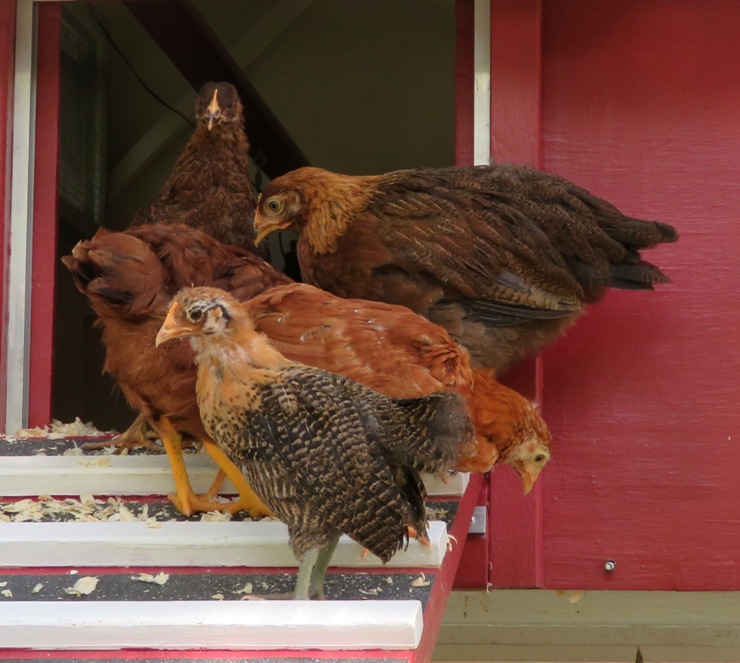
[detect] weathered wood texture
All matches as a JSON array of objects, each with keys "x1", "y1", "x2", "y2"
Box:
[{"x1": 535, "y1": 0, "x2": 739, "y2": 590}]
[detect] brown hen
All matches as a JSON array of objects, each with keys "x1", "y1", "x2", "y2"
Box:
[
  {"x1": 253, "y1": 163, "x2": 679, "y2": 372},
  {"x1": 245, "y1": 283, "x2": 551, "y2": 490},
  {"x1": 63, "y1": 223, "x2": 291, "y2": 516},
  {"x1": 156, "y1": 286, "x2": 473, "y2": 599},
  {"x1": 130, "y1": 81, "x2": 264, "y2": 256}
]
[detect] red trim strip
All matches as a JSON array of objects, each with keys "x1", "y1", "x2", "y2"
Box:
[
  {"x1": 0, "y1": 0, "x2": 17, "y2": 433},
  {"x1": 28, "y1": 3, "x2": 61, "y2": 427},
  {"x1": 487, "y1": 0, "x2": 545, "y2": 589}
]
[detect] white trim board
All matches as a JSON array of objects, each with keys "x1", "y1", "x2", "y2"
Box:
[
  {"x1": 0, "y1": 600, "x2": 423, "y2": 650},
  {"x1": 0, "y1": 452, "x2": 469, "y2": 497},
  {"x1": 0, "y1": 519, "x2": 449, "y2": 568}
]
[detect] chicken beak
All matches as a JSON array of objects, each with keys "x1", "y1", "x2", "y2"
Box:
[
  {"x1": 155, "y1": 303, "x2": 193, "y2": 347},
  {"x1": 206, "y1": 89, "x2": 220, "y2": 131},
  {"x1": 521, "y1": 470, "x2": 537, "y2": 495},
  {"x1": 511, "y1": 460, "x2": 540, "y2": 495},
  {"x1": 253, "y1": 213, "x2": 280, "y2": 245}
]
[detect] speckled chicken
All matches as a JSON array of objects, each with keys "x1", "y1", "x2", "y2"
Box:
[
  {"x1": 246, "y1": 283, "x2": 551, "y2": 490},
  {"x1": 130, "y1": 81, "x2": 265, "y2": 256},
  {"x1": 156, "y1": 286, "x2": 474, "y2": 599},
  {"x1": 62, "y1": 223, "x2": 291, "y2": 516},
  {"x1": 253, "y1": 163, "x2": 679, "y2": 371}
]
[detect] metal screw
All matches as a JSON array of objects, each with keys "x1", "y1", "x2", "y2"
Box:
[{"x1": 604, "y1": 560, "x2": 616, "y2": 572}]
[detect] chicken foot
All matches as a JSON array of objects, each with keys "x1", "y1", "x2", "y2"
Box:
[
  {"x1": 198, "y1": 440, "x2": 273, "y2": 519},
  {"x1": 148, "y1": 416, "x2": 271, "y2": 518},
  {"x1": 82, "y1": 413, "x2": 163, "y2": 453}
]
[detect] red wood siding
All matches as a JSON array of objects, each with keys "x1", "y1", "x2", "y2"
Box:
[
  {"x1": 28, "y1": 3, "x2": 61, "y2": 426},
  {"x1": 0, "y1": 0, "x2": 16, "y2": 433},
  {"x1": 452, "y1": 0, "x2": 490, "y2": 589},
  {"x1": 487, "y1": 0, "x2": 546, "y2": 590},
  {"x1": 487, "y1": 0, "x2": 740, "y2": 590}
]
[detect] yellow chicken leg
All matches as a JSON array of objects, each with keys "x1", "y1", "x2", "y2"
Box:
[
  {"x1": 202, "y1": 440, "x2": 273, "y2": 519},
  {"x1": 151, "y1": 416, "x2": 271, "y2": 518}
]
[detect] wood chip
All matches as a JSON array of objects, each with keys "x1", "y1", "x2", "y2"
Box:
[
  {"x1": 63, "y1": 576, "x2": 99, "y2": 596},
  {"x1": 410, "y1": 573, "x2": 430, "y2": 587},
  {"x1": 0, "y1": 589, "x2": 12, "y2": 598},
  {"x1": 131, "y1": 572, "x2": 169, "y2": 586}
]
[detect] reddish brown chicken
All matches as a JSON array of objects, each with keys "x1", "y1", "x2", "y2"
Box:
[
  {"x1": 253, "y1": 163, "x2": 679, "y2": 372},
  {"x1": 244, "y1": 283, "x2": 551, "y2": 490},
  {"x1": 63, "y1": 223, "x2": 291, "y2": 516},
  {"x1": 130, "y1": 81, "x2": 265, "y2": 256}
]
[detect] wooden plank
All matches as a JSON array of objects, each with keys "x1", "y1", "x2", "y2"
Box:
[
  {"x1": 487, "y1": 0, "x2": 545, "y2": 589},
  {"x1": 28, "y1": 2, "x2": 61, "y2": 428},
  {"x1": 0, "y1": 0, "x2": 16, "y2": 434},
  {"x1": 0, "y1": 451, "x2": 468, "y2": 497},
  {"x1": 0, "y1": 520, "x2": 449, "y2": 568},
  {"x1": 539, "y1": 0, "x2": 740, "y2": 590},
  {"x1": 409, "y1": 472, "x2": 484, "y2": 663},
  {"x1": 0, "y1": 600, "x2": 423, "y2": 651},
  {"x1": 435, "y1": 589, "x2": 740, "y2": 661}
]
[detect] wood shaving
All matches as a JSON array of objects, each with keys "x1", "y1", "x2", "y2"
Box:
[
  {"x1": 0, "y1": 495, "x2": 162, "y2": 524},
  {"x1": 385, "y1": 577, "x2": 394, "y2": 585},
  {"x1": 31, "y1": 583, "x2": 43, "y2": 593},
  {"x1": 211, "y1": 593, "x2": 225, "y2": 600},
  {"x1": 200, "y1": 510, "x2": 232, "y2": 522},
  {"x1": 15, "y1": 417, "x2": 110, "y2": 439},
  {"x1": 359, "y1": 588, "x2": 381, "y2": 595},
  {"x1": 0, "y1": 582, "x2": 7, "y2": 587},
  {"x1": 131, "y1": 572, "x2": 169, "y2": 585},
  {"x1": 411, "y1": 573, "x2": 430, "y2": 587},
  {"x1": 0, "y1": 589, "x2": 12, "y2": 598},
  {"x1": 64, "y1": 576, "x2": 99, "y2": 596},
  {"x1": 235, "y1": 582, "x2": 253, "y2": 595}
]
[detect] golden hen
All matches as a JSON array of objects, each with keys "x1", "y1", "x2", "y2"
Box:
[
  {"x1": 63, "y1": 223, "x2": 291, "y2": 516},
  {"x1": 156, "y1": 286, "x2": 473, "y2": 599},
  {"x1": 253, "y1": 163, "x2": 678, "y2": 372},
  {"x1": 245, "y1": 283, "x2": 551, "y2": 490}
]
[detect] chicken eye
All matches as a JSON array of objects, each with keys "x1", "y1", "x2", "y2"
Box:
[
  {"x1": 265, "y1": 198, "x2": 283, "y2": 214},
  {"x1": 189, "y1": 309, "x2": 203, "y2": 322},
  {"x1": 534, "y1": 454, "x2": 546, "y2": 463}
]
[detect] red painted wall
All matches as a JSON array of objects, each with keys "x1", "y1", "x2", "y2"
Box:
[
  {"x1": 482, "y1": 0, "x2": 740, "y2": 590},
  {"x1": 0, "y1": 1, "x2": 16, "y2": 433},
  {"x1": 28, "y1": 4, "x2": 61, "y2": 427}
]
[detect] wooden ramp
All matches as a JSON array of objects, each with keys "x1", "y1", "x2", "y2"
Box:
[{"x1": 0, "y1": 436, "x2": 483, "y2": 663}]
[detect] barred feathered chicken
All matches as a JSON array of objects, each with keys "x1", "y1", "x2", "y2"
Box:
[
  {"x1": 253, "y1": 163, "x2": 679, "y2": 371},
  {"x1": 130, "y1": 81, "x2": 264, "y2": 256},
  {"x1": 156, "y1": 286, "x2": 474, "y2": 599},
  {"x1": 62, "y1": 223, "x2": 291, "y2": 516},
  {"x1": 246, "y1": 283, "x2": 550, "y2": 489}
]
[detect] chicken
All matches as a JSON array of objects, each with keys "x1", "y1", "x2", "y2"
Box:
[
  {"x1": 245, "y1": 283, "x2": 551, "y2": 490},
  {"x1": 62, "y1": 223, "x2": 291, "y2": 516},
  {"x1": 253, "y1": 163, "x2": 679, "y2": 372},
  {"x1": 130, "y1": 81, "x2": 264, "y2": 256},
  {"x1": 155, "y1": 286, "x2": 473, "y2": 599},
  {"x1": 85, "y1": 81, "x2": 266, "y2": 456}
]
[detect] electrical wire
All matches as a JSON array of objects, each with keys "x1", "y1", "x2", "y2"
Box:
[{"x1": 86, "y1": 3, "x2": 195, "y2": 128}]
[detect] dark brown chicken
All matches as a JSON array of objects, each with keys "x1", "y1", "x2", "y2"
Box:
[
  {"x1": 253, "y1": 163, "x2": 678, "y2": 371},
  {"x1": 63, "y1": 223, "x2": 291, "y2": 516},
  {"x1": 156, "y1": 286, "x2": 473, "y2": 599},
  {"x1": 130, "y1": 81, "x2": 265, "y2": 256},
  {"x1": 245, "y1": 283, "x2": 551, "y2": 489}
]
